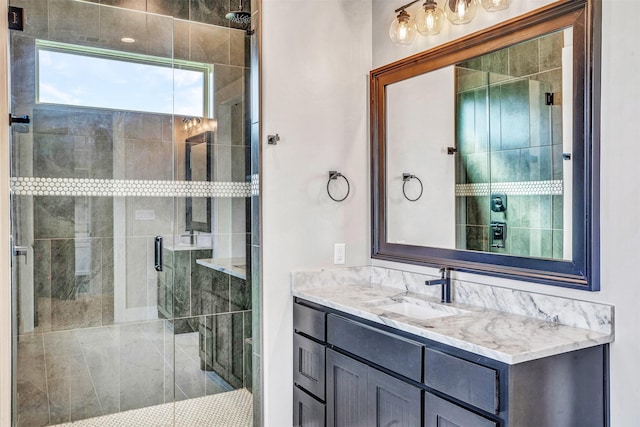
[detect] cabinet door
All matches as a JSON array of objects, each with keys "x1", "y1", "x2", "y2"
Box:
[
  {"x1": 326, "y1": 349, "x2": 368, "y2": 427},
  {"x1": 425, "y1": 393, "x2": 497, "y2": 427},
  {"x1": 204, "y1": 313, "x2": 244, "y2": 388},
  {"x1": 294, "y1": 333, "x2": 326, "y2": 398},
  {"x1": 294, "y1": 386, "x2": 326, "y2": 427},
  {"x1": 368, "y1": 368, "x2": 421, "y2": 427}
]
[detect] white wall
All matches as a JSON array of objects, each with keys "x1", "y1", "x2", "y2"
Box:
[
  {"x1": 261, "y1": 0, "x2": 372, "y2": 425},
  {"x1": 261, "y1": 1, "x2": 640, "y2": 426},
  {"x1": 386, "y1": 67, "x2": 456, "y2": 248}
]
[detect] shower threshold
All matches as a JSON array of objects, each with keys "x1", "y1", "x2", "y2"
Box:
[{"x1": 50, "y1": 388, "x2": 252, "y2": 427}]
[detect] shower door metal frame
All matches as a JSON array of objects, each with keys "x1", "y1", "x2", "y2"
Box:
[{"x1": 1, "y1": 0, "x2": 14, "y2": 425}]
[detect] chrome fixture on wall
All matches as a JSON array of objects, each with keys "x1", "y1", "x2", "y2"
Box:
[
  {"x1": 327, "y1": 171, "x2": 351, "y2": 202},
  {"x1": 226, "y1": 0, "x2": 255, "y2": 34},
  {"x1": 226, "y1": 0, "x2": 251, "y2": 24},
  {"x1": 389, "y1": 0, "x2": 512, "y2": 45},
  {"x1": 402, "y1": 173, "x2": 424, "y2": 201}
]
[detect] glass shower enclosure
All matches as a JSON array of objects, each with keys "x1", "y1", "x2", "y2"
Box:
[{"x1": 9, "y1": 1, "x2": 253, "y2": 425}]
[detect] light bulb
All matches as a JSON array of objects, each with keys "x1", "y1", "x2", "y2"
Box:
[
  {"x1": 480, "y1": 0, "x2": 511, "y2": 12},
  {"x1": 444, "y1": 0, "x2": 477, "y2": 25},
  {"x1": 389, "y1": 9, "x2": 417, "y2": 45},
  {"x1": 416, "y1": 1, "x2": 445, "y2": 36}
]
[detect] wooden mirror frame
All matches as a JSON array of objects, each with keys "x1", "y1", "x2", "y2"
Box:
[{"x1": 370, "y1": 0, "x2": 601, "y2": 290}]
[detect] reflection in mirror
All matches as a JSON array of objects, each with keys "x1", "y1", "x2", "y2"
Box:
[
  {"x1": 454, "y1": 29, "x2": 573, "y2": 260},
  {"x1": 386, "y1": 30, "x2": 574, "y2": 261},
  {"x1": 372, "y1": 0, "x2": 600, "y2": 290},
  {"x1": 186, "y1": 131, "x2": 213, "y2": 232},
  {"x1": 386, "y1": 67, "x2": 456, "y2": 248}
]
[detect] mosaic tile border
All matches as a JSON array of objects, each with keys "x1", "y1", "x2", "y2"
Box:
[
  {"x1": 455, "y1": 180, "x2": 563, "y2": 196},
  {"x1": 10, "y1": 177, "x2": 253, "y2": 198},
  {"x1": 250, "y1": 174, "x2": 259, "y2": 197}
]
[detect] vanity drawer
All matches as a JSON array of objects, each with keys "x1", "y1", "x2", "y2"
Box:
[
  {"x1": 424, "y1": 348, "x2": 499, "y2": 414},
  {"x1": 425, "y1": 392, "x2": 498, "y2": 427},
  {"x1": 294, "y1": 333, "x2": 326, "y2": 399},
  {"x1": 327, "y1": 314, "x2": 422, "y2": 382},
  {"x1": 294, "y1": 302, "x2": 326, "y2": 342},
  {"x1": 294, "y1": 385, "x2": 326, "y2": 427}
]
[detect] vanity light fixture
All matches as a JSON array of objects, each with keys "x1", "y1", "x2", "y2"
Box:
[
  {"x1": 183, "y1": 116, "x2": 202, "y2": 133},
  {"x1": 183, "y1": 117, "x2": 217, "y2": 135},
  {"x1": 389, "y1": 0, "x2": 510, "y2": 44},
  {"x1": 389, "y1": 0, "x2": 420, "y2": 45},
  {"x1": 416, "y1": 0, "x2": 445, "y2": 35},
  {"x1": 120, "y1": 37, "x2": 135, "y2": 43},
  {"x1": 480, "y1": 0, "x2": 511, "y2": 12},
  {"x1": 444, "y1": 0, "x2": 478, "y2": 25}
]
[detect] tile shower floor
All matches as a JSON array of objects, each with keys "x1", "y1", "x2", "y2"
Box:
[
  {"x1": 16, "y1": 322, "x2": 243, "y2": 426},
  {"x1": 50, "y1": 388, "x2": 253, "y2": 427}
]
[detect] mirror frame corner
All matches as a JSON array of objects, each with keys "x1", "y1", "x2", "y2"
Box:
[{"x1": 370, "y1": 0, "x2": 601, "y2": 291}]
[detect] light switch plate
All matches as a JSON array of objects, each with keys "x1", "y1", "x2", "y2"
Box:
[{"x1": 334, "y1": 243, "x2": 345, "y2": 265}]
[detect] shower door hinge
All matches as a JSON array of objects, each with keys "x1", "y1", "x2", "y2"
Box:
[
  {"x1": 545, "y1": 92, "x2": 554, "y2": 106},
  {"x1": 8, "y1": 6, "x2": 24, "y2": 31}
]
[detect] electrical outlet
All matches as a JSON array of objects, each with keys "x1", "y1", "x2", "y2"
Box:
[{"x1": 334, "y1": 243, "x2": 346, "y2": 265}]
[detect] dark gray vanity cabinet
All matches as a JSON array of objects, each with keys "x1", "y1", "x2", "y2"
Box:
[
  {"x1": 293, "y1": 303, "x2": 327, "y2": 427},
  {"x1": 294, "y1": 385, "x2": 326, "y2": 427},
  {"x1": 199, "y1": 314, "x2": 244, "y2": 388},
  {"x1": 425, "y1": 392, "x2": 497, "y2": 427},
  {"x1": 326, "y1": 349, "x2": 421, "y2": 427},
  {"x1": 294, "y1": 298, "x2": 608, "y2": 427}
]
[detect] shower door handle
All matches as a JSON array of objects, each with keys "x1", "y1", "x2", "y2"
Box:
[
  {"x1": 9, "y1": 114, "x2": 30, "y2": 125},
  {"x1": 12, "y1": 245, "x2": 28, "y2": 265},
  {"x1": 154, "y1": 236, "x2": 163, "y2": 272}
]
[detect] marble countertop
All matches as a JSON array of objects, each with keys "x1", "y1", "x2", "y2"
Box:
[
  {"x1": 197, "y1": 257, "x2": 246, "y2": 280},
  {"x1": 292, "y1": 278, "x2": 614, "y2": 365},
  {"x1": 165, "y1": 243, "x2": 211, "y2": 252}
]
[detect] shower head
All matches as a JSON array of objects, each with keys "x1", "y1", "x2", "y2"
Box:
[
  {"x1": 226, "y1": 10, "x2": 251, "y2": 25},
  {"x1": 226, "y1": 0, "x2": 252, "y2": 25}
]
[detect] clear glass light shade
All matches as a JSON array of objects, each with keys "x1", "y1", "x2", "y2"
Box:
[
  {"x1": 389, "y1": 10, "x2": 417, "y2": 45},
  {"x1": 444, "y1": 0, "x2": 477, "y2": 24},
  {"x1": 416, "y1": 2, "x2": 445, "y2": 35},
  {"x1": 480, "y1": 0, "x2": 511, "y2": 12}
]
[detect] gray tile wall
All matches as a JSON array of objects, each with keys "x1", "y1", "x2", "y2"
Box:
[
  {"x1": 249, "y1": 0, "x2": 261, "y2": 425},
  {"x1": 455, "y1": 31, "x2": 564, "y2": 259}
]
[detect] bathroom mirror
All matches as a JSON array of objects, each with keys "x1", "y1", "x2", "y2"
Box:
[
  {"x1": 371, "y1": 0, "x2": 600, "y2": 290},
  {"x1": 185, "y1": 131, "x2": 213, "y2": 232}
]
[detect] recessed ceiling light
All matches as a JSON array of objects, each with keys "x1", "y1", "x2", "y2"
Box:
[{"x1": 121, "y1": 37, "x2": 135, "y2": 43}]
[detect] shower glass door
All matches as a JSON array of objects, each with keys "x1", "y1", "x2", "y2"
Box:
[{"x1": 9, "y1": 2, "x2": 182, "y2": 425}]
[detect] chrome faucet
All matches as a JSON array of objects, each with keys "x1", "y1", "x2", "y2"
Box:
[{"x1": 425, "y1": 267, "x2": 452, "y2": 303}]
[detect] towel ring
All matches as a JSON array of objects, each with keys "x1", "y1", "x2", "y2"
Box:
[
  {"x1": 402, "y1": 173, "x2": 423, "y2": 202},
  {"x1": 327, "y1": 171, "x2": 350, "y2": 202}
]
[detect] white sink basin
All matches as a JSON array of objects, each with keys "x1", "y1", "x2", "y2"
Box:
[
  {"x1": 377, "y1": 298, "x2": 469, "y2": 320},
  {"x1": 379, "y1": 302, "x2": 454, "y2": 320}
]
